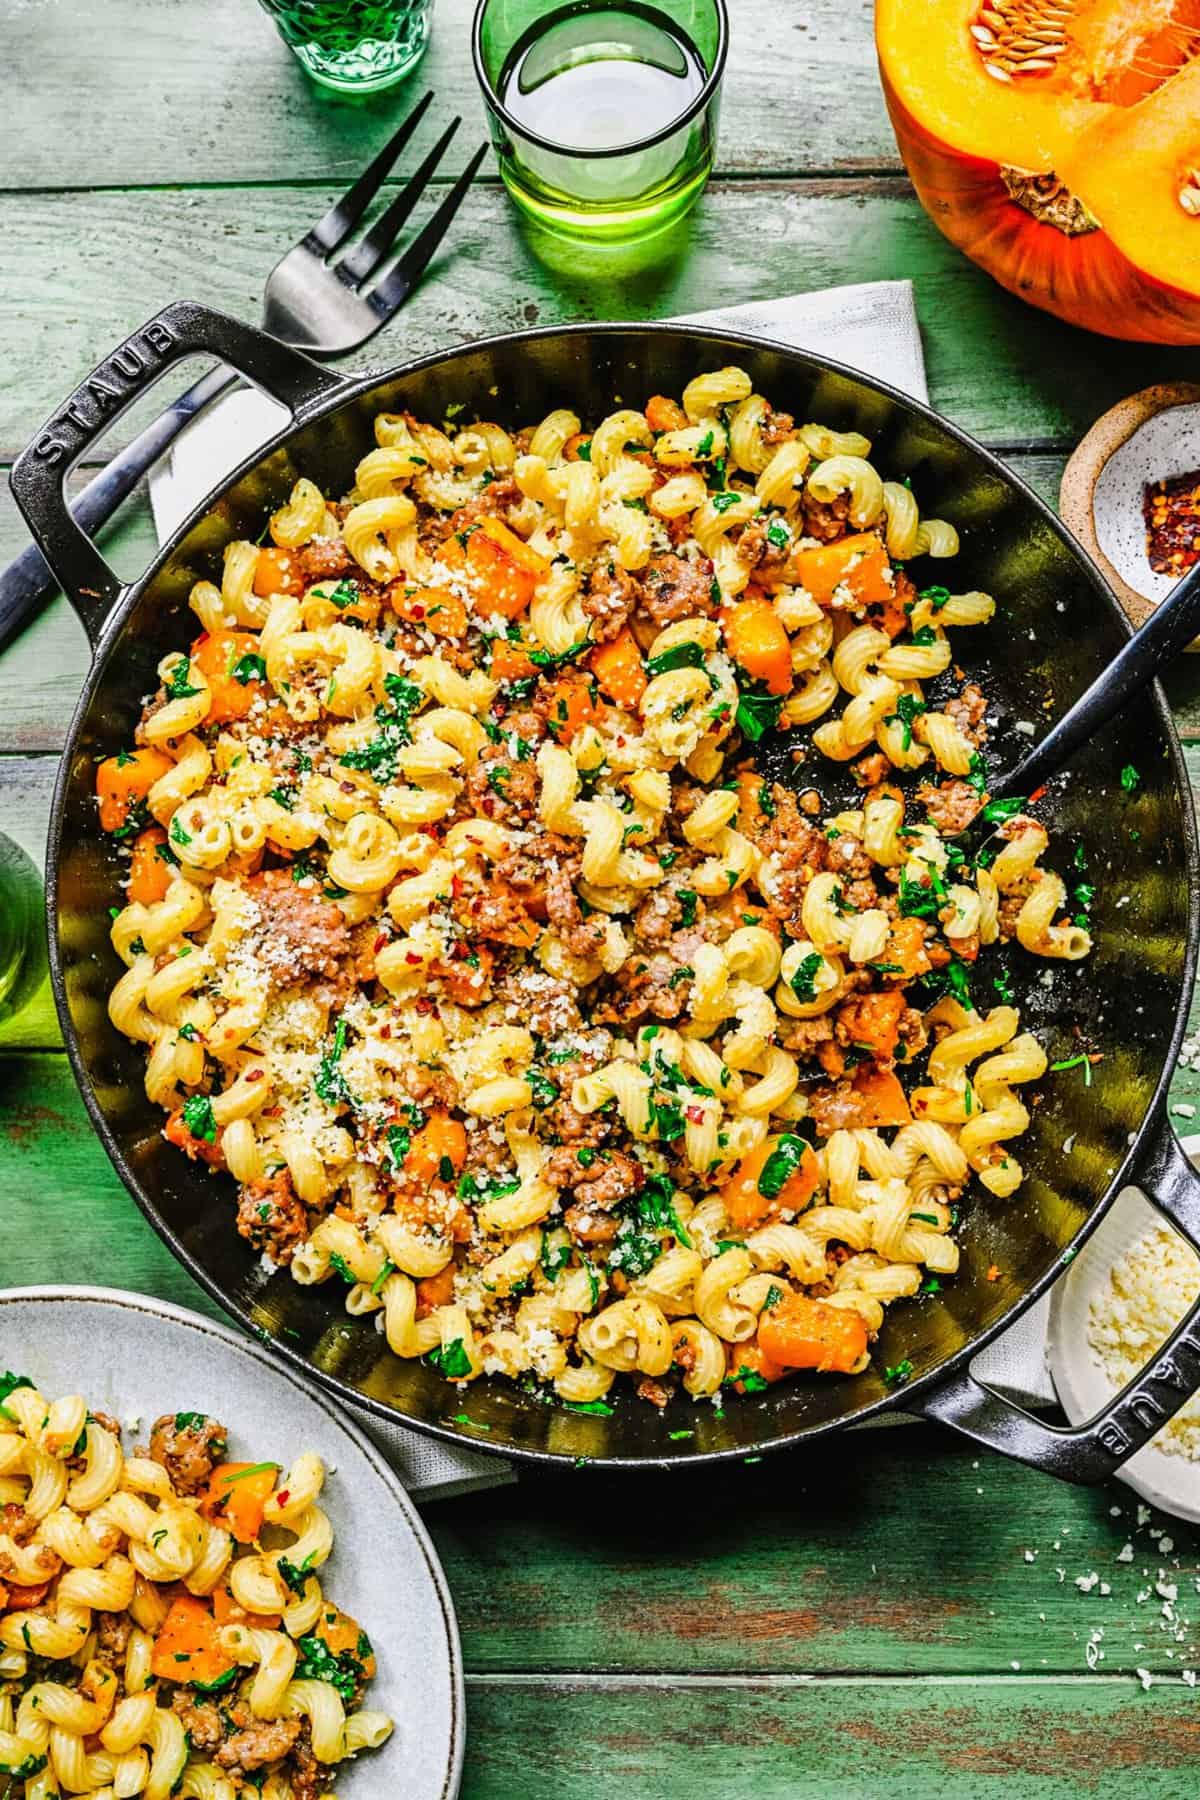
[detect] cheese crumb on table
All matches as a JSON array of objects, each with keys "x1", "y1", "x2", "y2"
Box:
[{"x1": 1087, "y1": 1226, "x2": 1200, "y2": 1460}]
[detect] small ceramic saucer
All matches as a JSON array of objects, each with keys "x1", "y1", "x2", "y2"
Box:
[
  {"x1": 1046, "y1": 1141, "x2": 1200, "y2": 1523},
  {"x1": 1060, "y1": 383, "x2": 1200, "y2": 635}
]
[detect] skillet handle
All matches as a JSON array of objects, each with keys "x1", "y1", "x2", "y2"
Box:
[
  {"x1": 907, "y1": 1112, "x2": 1200, "y2": 1484},
  {"x1": 8, "y1": 299, "x2": 344, "y2": 646}
]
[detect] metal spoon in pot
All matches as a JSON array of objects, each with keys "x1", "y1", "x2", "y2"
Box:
[{"x1": 978, "y1": 555, "x2": 1200, "y2": 809}]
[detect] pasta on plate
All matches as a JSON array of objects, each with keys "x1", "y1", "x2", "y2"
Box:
[
  {"x1": 95, "y1": 367, "x2": 1091, "y2": 1410},
  {"x1": 0, "y1": 1376, "x2": 392, "y2": 1797}
]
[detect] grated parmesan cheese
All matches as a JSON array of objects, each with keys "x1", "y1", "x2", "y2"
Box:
[{"x1": 1087, "y1": 1225, "x2": 1200, "y2": 1460}]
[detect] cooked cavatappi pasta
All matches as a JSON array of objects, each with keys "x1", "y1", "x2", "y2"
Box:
[
  {"x1": 96, "y1": 368, "x2": 1091, "y2": 1410},
  {"x1": 0, "y1": 1380, "x2": 391, "y2": 1798}
]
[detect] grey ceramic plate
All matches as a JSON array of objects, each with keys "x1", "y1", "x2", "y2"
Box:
[{"x1": 1, "y1": 1285, "x2": 464, "y2": 1799}]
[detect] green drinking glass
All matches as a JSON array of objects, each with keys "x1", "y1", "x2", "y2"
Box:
[
  {"x1": 0, "y1": 834, "x2": 47, "y2": 1043},
  {"x1": 257, "y1": 0, "x2": 435, "y2": 92},
  {"x1": 473, "y1": 0, "x2": 729, "y2": 241}
]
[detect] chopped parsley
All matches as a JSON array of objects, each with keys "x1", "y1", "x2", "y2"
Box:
[
  {"x1": 230, "y1": 651, "x2": 267, "y2": 685},
  {"x1": 181, "y1": 1095, "x2": 217, "y2": 1143},
  {"x1": 992, "y1": 968, "x2": 1016, "y2": 1004},
  {"x1": 980, "y1": 795, "x2": 1026, "y2": 823},
  {"x1": 898, "y1": 866, "x2": 946, "y2": 919},
  {"x1": 561, "y1": 1398, "x2": 614, "y2": 1416},
  {"x1": 920, "y1": 585, "x2": 951, "y2": 611},
  {"x1": 917, "y1": 957, "x2": 972, "y2": 1008},
  {"x1": 1120, "y1": 763, "x2": 1140, "y2": 793},
  {"x1": 883, "y1": 1360, "x2": 914, "y2": 1386},
  {"x1": 165, "y1": 656, "x2": 201, "y2": 700},
  {"x1": 757, "y1": 1134, "x2": 811, "y2": 1201},
  {"x1": 644, "y1": 641, "x2": 706, "y2": 679},
  {"x1": 735, "y1": 688, "x2": 783, "y2": 743},
  {"x1": 541, "y1": 1231, "x2": 573, "y2": 1283},
  {"x1": 338, "y1": 674, "x2": 424, "y2": 781},
  {"x1": 765, "y1": 518, "x2": 791, "y2": 551},
  {"x1": 426, "y1": 1338, "x2": 472, "y2": 1379},
  {"x1": 910, "y1": 625, "x2": 937, "y2": 646},
  {"x1": 710, "y1": 489, "x2": 748, "y2": 514},
  {"x1": 1050, "y1": 1052, "x2": 1093, "y2": 1087},
  {"x1": 277, "y1": 1551, "x2": 317, "y2": 1594},
  {"x1": 294, "y1": 1631, "x2": 370, "y2": 1705},
  {"x1": 884, "y1": 691, "x2": 927, "y2": 752},
  {"x1": 788, "y1": 951, "x2": 824, "y2": 1006},
  {"x1": 676, "y1": 888, "x2": 699, "y2": 928},
  {"x1": 326, "y1": 579, "x2": 359, "y2": 609},
  {"x1": 314, "y1": 1019, "x2": 353, "y2": 1109},
  {"x1": 328, "y1": 1252, "x2": 356, "y2": 1285},
  {"x1": 726, "y1": 1366, "x2": 768, "y2": 1393}
]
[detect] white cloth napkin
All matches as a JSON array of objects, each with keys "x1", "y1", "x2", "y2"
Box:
[{"x1": 148, "y1": 280, "x2": 1054, "y2": 1492}]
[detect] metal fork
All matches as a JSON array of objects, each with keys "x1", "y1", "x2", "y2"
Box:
[{"x1": 0, "y1": 91, "x2": 486, "y2": 649}]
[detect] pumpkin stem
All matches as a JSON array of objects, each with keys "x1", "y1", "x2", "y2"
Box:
[{"x1": 1000, "y1": 167, "x2": 1099, "y2": 235}]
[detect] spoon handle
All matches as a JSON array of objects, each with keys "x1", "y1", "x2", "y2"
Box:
[{"x1": 991, "y1": 559, "x2": 1200, "y2": 801}]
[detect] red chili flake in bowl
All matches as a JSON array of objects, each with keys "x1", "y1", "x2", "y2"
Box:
[{"x1": 1144, "y1": 471, "x2": 1200, "y2": 576}]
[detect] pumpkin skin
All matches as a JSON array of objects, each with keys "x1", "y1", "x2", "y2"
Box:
[{"x1": 875, "y1": 0, "x2": 1200, "y2": 345}]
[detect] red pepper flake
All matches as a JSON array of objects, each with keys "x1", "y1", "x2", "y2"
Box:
[
  {"x1": 450, "y1": 874, "x2": 464, "y2": 898},
  {"x1": 404, "y1": 951, "x2": 423, "y2": 965},
  {"x1": 415, "y1": 996, "x2": 434, "y2": 1015},
  {"x1": 276, "y1": 1489, "x2": 290, "y2": 1508},
  {"x1": 1027, "y1": 783, "x2": 1047, "y2": 805},
  {"x1": 986, "y1": 1263, "x2": 1001, "y2": 1282},
  {"x1": 410, "y1": 603, "x2": 425, "y2": 619},
  {"x1": 1144, "y1": 471, "x2": 1200, "y2": 576},
  {"x1": 246, "y1": 1069, "x2": 264, "y2": 1083},
  {"x1": 685, "y1": 1104, "x2": 706, "y2": 1124}
]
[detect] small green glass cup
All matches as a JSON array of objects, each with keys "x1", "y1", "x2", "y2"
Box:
[
  {"x1": 473, "y1": 0, "x2": 729, "y2": 241},
  {"x1": 257, "y1": 0, "x2": 435, "y2": 93},
  {"x1": 0, "y1": 834, "x2": 47, "y2": 1044}
]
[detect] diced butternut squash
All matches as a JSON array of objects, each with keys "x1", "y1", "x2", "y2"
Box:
[
  {"x1": 722, "y1": 1136, "x2": 820, "y2": 1233},
  {"x1": 200, "y1": 1462, "x2": 279, "y2": 1545},
  {"x1": 646, "y1": 395, "x2": 688, "y2": 433},
  {"x1": 589, "y1": 628, "x2": 647, "y2": 708},
  {"x1": 723, "y1": 598, "x2": 793, "y2": 695},
  {"x1": 150, "y1": 1592, "x2": 233, "y2": 1686},
  {"x1": 164, "y1": 1107, "x2": 226, "y2": 1170},
  {"x1": 837, "y1": 989, "x2": 906, "y2": 1061},
  {"x1": 191, "y1": 629, "x2": 264, "y2": 724},
  {"x1": 850, "y1": 1064, "x2": 913, "y2": 1127},
  {"x1": 390, "y1": 585, "x2": 468, "y2": 639},
  {"x1": 443, "y1": 516, "x2": 551, "y2": 621},
  {"x1": 489, "y1": 639, "x2": 538, "y2": 684},
  {"x1": 758, "y1": 1294, "x2": 869, "y2": 1375},
  {"x1": 404, "y1": 1112, "x2": 468, "y2": 1182},
  {"x1": 128, "y1": 827, "x2": 173, "y2": 906},
  {"x1": 96, "y1": 748, "x2": 173, "y2": 833},
  {"x1": 254, "y1": 545, "x2": 302, "y2": 597},
  {"x1": 542, "y1": 675, "x2": 604, "y2": 742},
  {"x1": 315, "y1": 1605, "x2": 376, "y2": 1679},
  {"x1": 788, "y1": 533, "x2": 894, "y2": 608},
  {"x1": 724, "y1": 1338, "x2": 787, "y2": 1392},
  {"x1": 416, "y1": 1265, "x2": 457, "y2": 1318},
  {"x1": 879, "y1": 916, "x2": 932, "y2": 982}
]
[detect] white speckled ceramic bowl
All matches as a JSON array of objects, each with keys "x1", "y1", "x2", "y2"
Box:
[
  {"x1": 1047, "y1": 1148, "x2": 1200, "y2": 1524},
  {"x1": 1, "y1": 1286, "x2": 464, "y2": 1799},
  {"x1": 1061, "y1": 384, "x2": 1200, "y2": 633}
]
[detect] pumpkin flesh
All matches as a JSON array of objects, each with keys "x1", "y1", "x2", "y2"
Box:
[{"x1": 876, "y1": 0, "x2": 1200, "y2": 341}]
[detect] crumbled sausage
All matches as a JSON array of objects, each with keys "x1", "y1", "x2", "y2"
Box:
[
  {"x1": 545, "y1": 860, "x2": 607, "y2": 960},
  {"x1": 944, "y1": 681, "x2": 988, "y2": 748},
  {"x1": 171, "y1": 1691, "x2": 224, "y2": 1752},
  {"x1": 799, "y1": 490, "x2": 852, "y2": 544},
  {"x1": 294, "y1": 536, "x2": 357, "y2": 584},
  {"x1": 236, "y1": 1170, "x2": 309, "y2": 1267},
  {"x1": 583, "y1": 559, "x2": 639, "y2": 643},
  {"x1": 545, "y1": 1147, "x2": 645, "y2": 1214},
  {"x1": 148, "y1": 1412, "x2": 228, "y2": 1497},
  {"x1": 215, "y1": 1718, "x2": 303, "y2": 1772},
  {"x1": 777, "y1": 1014, "x2": 835, "y2": 1059},
  {"x1": 0, "y1": 1504, "x2": 35, "y2": 1546},
  {"x1": 636, "y1": 553, "x2": 717, "y2": 627},
  {"x1": 465, "y1": 746, "x2": 539, "y2": 825},
  {"x1": 632, "y1": 887, "x2": 684, "y2": 946},
  {"x1": 245, "y1": 868, "x2": 352, "y2": 984},
  {"x1": 916, "y1": 779, "x2": 984, "y2": 836},
  {"x1": 443, "y1": 478, "x2": 522, "y2": 541}
]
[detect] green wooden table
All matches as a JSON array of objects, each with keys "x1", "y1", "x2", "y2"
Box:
[{"x1": 5, "y1": 2, "x2": 1200, "y2": 1790}]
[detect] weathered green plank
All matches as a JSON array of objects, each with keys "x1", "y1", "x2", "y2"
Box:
[
  {"x1": 2, "y1": 185, "x2": 1198, "y2": 464},
  {"x1": 0, "y1": 1052, "x2": 217, "y2": 1317},
  {"x1": 429, "y1": 1442, "x2": 1199, "y2": 1676},
  {"x1": 3, "y1": 0, "x2": 891, "y2": 188},
  {"x1": 459, "y1": 1677, "x2": 1200, "y2": 1797},
  {"x1": 0, "y1": 453, "x2": 1065, "y2": 753}
]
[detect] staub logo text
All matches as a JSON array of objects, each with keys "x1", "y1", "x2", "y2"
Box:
[{"x1": 32, "y1": 321, "x2": 177, "y2": 465}]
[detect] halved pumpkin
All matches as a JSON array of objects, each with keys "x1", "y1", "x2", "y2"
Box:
[{"x1": 876, "y1": 0, "x2": 1200, "y2": 342}]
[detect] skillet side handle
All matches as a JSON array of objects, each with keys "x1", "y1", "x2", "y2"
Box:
[
  {"x1": 908, "y1": 1113, "x2": 1200, "y2": 1484},
  {"x1": 8, "y1": 299, "x2": 344, "y2": 646}
]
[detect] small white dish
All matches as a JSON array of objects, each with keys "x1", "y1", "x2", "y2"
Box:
[
  {"x1": 2, "y1": 1285, "x2": 464, "y2": 1800},
  {"x1": 1046, "y1": 1147, "x2": 1200, "y2": 1524}
]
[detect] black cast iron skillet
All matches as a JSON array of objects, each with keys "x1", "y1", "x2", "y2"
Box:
[{"x1": 14, "y1": 300, "x2": 1200, "y2": 1480}]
